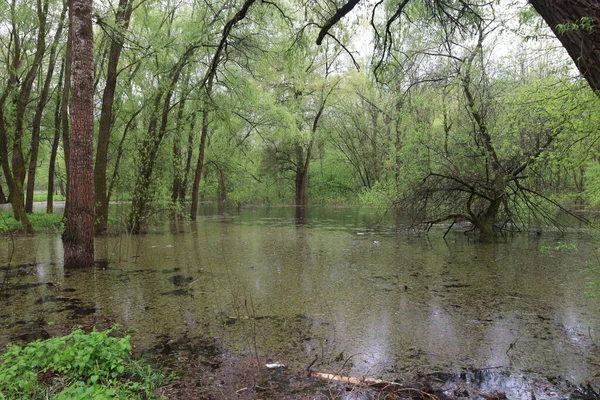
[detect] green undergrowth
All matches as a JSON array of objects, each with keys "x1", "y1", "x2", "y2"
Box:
[
  {"x1": 0, "y1": 212, "x2": 64, "y2": 234},
  {"x1": 0, "y1": 326, "x2": 166, "y2": 399}
]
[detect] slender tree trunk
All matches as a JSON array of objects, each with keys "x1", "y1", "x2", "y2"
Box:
[
  {"x1": 47, "y1": 61, "x2": 65, "y2": 214},
  {"x1": 63, "y1": 0, "x2": 95, "y2": 268},
  {"x1": 190, "y1": 106, "x2": 209, "y2": 220},
  {"x1": 128, "y1": 58, "x2": 190, "y2": 233},
  {"x1": 180, "y1": 111, "x2": 197, "y2": 201},
  {"x1": 94, "y1": 0, "x2": 133, "y2": 235},
  {"x1": 216, "y1": 165, "x2": 226, "y2": 204},
  {"x1": 107, "y1": 107, "x2": 141, "y2": 202},
  {"x1": 61, "y1": 11, "x2": 73, "y2": 219},
  {"x1": 171, "y1": 76, "x2": 189, "y2": 207},
  {"x1": 190, "y1": 0, "x2": 257, "y2": 219},
  {"x1": 1, "y1": 0, "x2": 48, "y2": 233},
  {"x1": 26, "y1": 1, "x2": 67, "y2": 213},
  {"x1": 0, "y1": 183, "x2": 6, "y2": 204}
]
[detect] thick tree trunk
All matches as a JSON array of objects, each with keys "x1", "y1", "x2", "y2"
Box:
[
  {"x1": 477, "y1": 195, "x2": 503, "y2": 243},
  {"x1": 63, "y1": 0, "x2": 95, "y2": 268},
  {"x1": 94, "y1": 0, "x2": 133, "y2": 235},
  {"x1": 530, "y1": 0, "x2": 600, "y2": 93}
]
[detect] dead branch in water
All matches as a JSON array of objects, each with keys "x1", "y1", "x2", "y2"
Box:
[{"x1": 309, "y1": 371, "x2": 438, "y2": 399}]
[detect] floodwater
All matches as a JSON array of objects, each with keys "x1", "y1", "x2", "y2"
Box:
[{"x1": 1, "y1": 205, "x2": 600, "y2": 398}]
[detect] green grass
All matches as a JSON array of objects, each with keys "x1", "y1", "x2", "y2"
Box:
[
  {"x1": 32, "y1": 192, "x2": 66, "y2": 202},
  {"x1": 0, "y1": 212, "x2": 64, "y2": 233},
  {"x1": 0, "y1": 326, "x2": 166, "y2": 399}
]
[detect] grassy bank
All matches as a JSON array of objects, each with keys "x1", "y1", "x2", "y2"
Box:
[{"x1": 0, "y1": 212, "x2": 64, "y2": 234}]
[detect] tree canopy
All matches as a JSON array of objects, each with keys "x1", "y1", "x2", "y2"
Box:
[{"x1": 0, "y1": 0, "x2": 599, "y2": 248}]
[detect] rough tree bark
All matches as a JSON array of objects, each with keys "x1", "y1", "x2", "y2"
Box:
[
  {"x1": 63, "y1": 0, "x2": 95, "y2": 268},
  {"x1": 94, "y1": 0, "x2": 134, "y2": 235},
  {"x1": 529, "y1": 0, "x2": 600, "y2": 93}
]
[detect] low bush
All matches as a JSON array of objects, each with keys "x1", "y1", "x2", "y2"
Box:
[{"x1": 0, "y1": 327, "x2": 165, "y2": 399}]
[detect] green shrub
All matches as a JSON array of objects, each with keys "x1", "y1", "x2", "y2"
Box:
[{"x1": 0, "y1": 327, "x2": 165, "y2": 399}]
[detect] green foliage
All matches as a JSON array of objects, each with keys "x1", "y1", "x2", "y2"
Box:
[
  {"x1": 0, "y1": 327, "x2": 165, "y2": 399},
  {"x1": 540, "y1": 242, "x2": 578, "y2": 254},
  {"x1": 0, "y1": 212, "x2": 64, "y2": 233},
  {"x1": 358, "y1": 181, "x2": 396, "y2": 208},
  {"x1": 556, "y1": 17, "x2": 595, "y2": 34}
]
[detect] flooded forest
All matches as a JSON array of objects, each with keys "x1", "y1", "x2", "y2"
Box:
[{"x1": 1, "y1": 0, "x2": 600, "y2": 398}]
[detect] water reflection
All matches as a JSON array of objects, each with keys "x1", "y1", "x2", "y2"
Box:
[{"x1": 1, "y1": 206, "x2": 599, "y2": 396}]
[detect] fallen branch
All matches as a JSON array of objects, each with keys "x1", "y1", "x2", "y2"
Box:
[{"x1": 310, "y1": 371, "x2": 438, "y2": 398}]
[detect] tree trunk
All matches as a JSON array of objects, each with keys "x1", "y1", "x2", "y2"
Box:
[
  {"x1": 47, "y1": 60, "x2": 65, "y2": 214},
  {"x1": 0, "y1": 0, "x2": 48, "y2": 233},
  {"x1": 530, "y1": 0, "x2": 600, "y2": 93},
  {"x1": 0, "y1": 183, "x2": 6, "y2": 204},
  {"x1": 189, "y1": 0, "x2": 257, "y2": 219},
  {"x1": 171, "y1": 76, "x2": 189, "y2": 208},
  {"x1": 26, "y1": 1, "x2": 67, "y2": 213},
  {"x1": 107, "y1": 106, "x2": 142, "y2": 202},
  {"x1": 94, "y1": 0, "x2": 133, "y2": 235},
  {"x1": 61, "y1": 11, "x2": 73, "y2": 220},
  {"x1": 63, "y1": 0, "x2": 95, "y2": 269},
  {"x1": 190, "y1": 106, "x2": 209, "y2": 220},
  {"x1": 180, "y1": 111, "x2": 197, "y2": 201},
  {"x1": 217, "y1": 168, "x2": 227, "y2": 205},
  {"x1": 127, "y1": 94, "x2": 163, "y2": 234},
  {"x1": 478, "y1": 195, "x2": 503, "y2": 243},
  {"x1": 128, "y1": 46, "x2": 194, "y2": 233},
  {"x1": 294, "y1": 142, "x2": 312, "y2": 207}
]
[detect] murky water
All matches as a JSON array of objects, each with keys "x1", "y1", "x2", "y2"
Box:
[{"x1": 1, "y1": 206, "x2": 599, "y2": 398}]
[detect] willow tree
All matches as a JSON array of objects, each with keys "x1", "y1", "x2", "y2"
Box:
[
  {"x1": 314, "y1": 0, "x2": 600, "y2": 95},
  {"x1": 94, "y1": 0, "x2": 134, "y2": 235},
  {"x1": 63, "y1": 0, "x2": 95, "y2": 268},
  {"x1": 0, "y1": 0, "x2": 50, "y2": 234}
]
